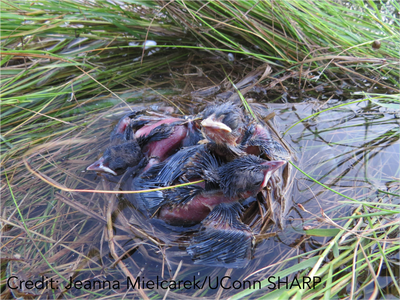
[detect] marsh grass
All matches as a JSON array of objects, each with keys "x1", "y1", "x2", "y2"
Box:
[{"x1": 1, "y1": 0, "x2": 399, "y2": 299}]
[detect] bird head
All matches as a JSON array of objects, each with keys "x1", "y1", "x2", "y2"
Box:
[
  {"x1": 219, "y1": 155, "x2": 286, "y2": 199},
  {"x1": 200, "y1": 102, "x2": 244, "y2": 146}
]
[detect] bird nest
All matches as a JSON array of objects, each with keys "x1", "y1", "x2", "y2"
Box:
[{"x1": 85, "y1": 98, "x2": 295, "y2": 268}]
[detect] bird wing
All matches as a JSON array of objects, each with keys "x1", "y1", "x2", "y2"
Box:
[
  {"x1": 164, "y1": 185, "x2": 204, "y2": 206},
  {"x1": 156, "y1": 145, "x2": 204, "y2": 185},
  {"x1": 183, "y1": 146, "x2": 221, "y2": 184},
  {"x1": 136, "y1": 123, "x2": 175, "y2": 148},
  {"x1": 130, "y1": 163, "x2": 166, "y2": 215},
  {"x1": 187, "y1": 202, "x2": 254, "y2": 268}
]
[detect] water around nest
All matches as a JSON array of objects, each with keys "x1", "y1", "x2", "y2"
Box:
[{"x1": 7, "y1": 97, "x2": 399, "y2": 299}]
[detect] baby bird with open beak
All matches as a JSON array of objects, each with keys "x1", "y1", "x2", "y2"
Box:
[
  {"x1": 200, "y1": 101, "x2": 291, "y2": 161},
  {"x1": 200, "y1": 102, "x2": 246, "y2": 157}
]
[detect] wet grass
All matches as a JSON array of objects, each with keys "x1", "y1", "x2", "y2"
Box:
[{"x1": 1, "y1": 0, "x2": 399, "y2": 299}]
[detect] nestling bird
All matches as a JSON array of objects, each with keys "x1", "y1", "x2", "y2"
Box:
[
  {"x1": 199, "y1": 101, "x2": 246, "y2": 157},
  {"x1": 87, "y1": 111, "x2": 144, "y2": 175},
  {"x1": 130, "y1": 149, "x2": 285, "y2": 267},
  {"x1": 87, "y1": 112, "x2": 202, "y2": 175},
  {"x1": 240, "y1": 122, "x2": 291, "y2": 161},
  {"x1": 199, "y1": 102, "x2": 291, "y2": 161},
  {"x1": 87, "y1": 101, "x2": 291, "y2": 268},
  {"x1": 134, "y1": 116, "x2": 202, "y2": 170}
]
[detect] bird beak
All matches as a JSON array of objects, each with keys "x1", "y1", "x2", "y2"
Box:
[
  {"x1": 261, "y1": 160, "x2": 286, "y2": 188},
  {"x1": 201, "y1": 116, "x2": 232, "y2": 133},
  {"x1": 86, "y1": 157, "x2": 117, "y2": 176},
  {"x1": 114, "y1": 116, "x2": 131, "y2": 134},
  {"x1": 262, "y1": 160, "x2": 286, "y2": 170}
]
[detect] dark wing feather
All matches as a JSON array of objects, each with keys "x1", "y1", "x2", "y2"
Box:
[
  {"x1": 164, "y1": 185, "x2": 204, "y2": 206},
  {"x1": 130, "y1": 163, "x2": 166, "y2": 214},
  {"x1": 136, "y1": 123, "x2": 174, "y2": 148},
  {"x1": 187, "y1": 202, "x2": 254, "y2": 268},
  {"x1": 183, "y1": 146, "x2": 221, "y2": 184},
  {"x1": 156, "y1": 145, "x2": 204, "y2": 185}
]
